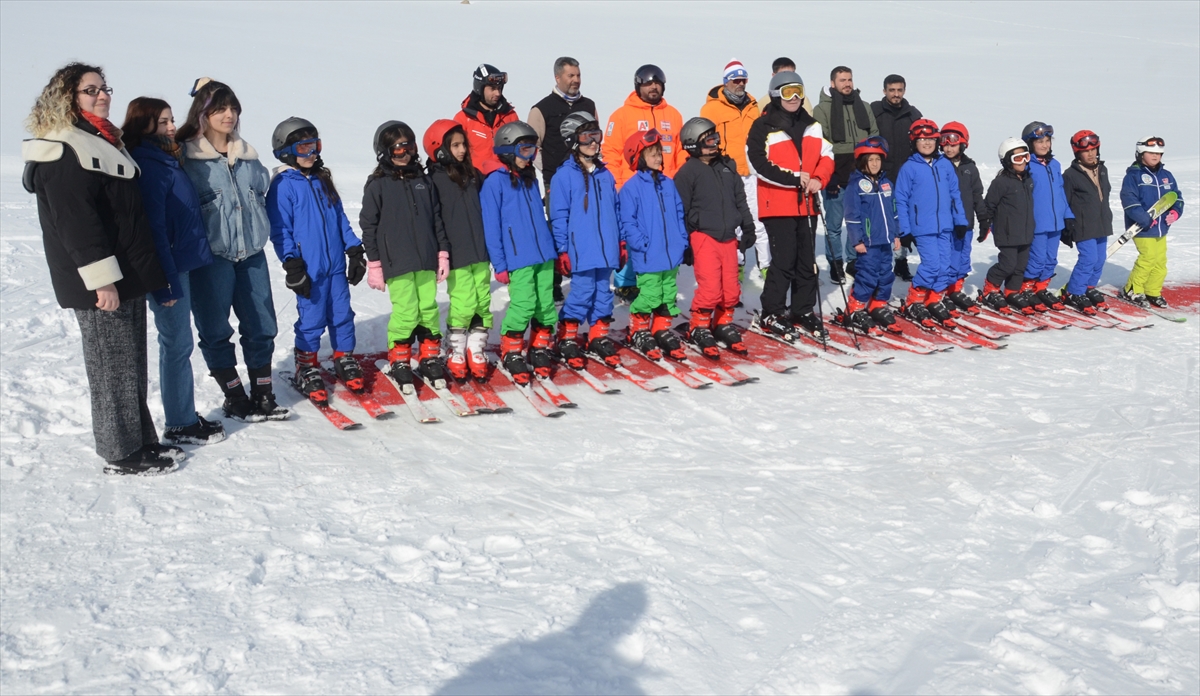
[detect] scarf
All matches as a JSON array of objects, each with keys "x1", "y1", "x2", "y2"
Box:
[
  {"x1": 80, "y1": 110, "x2": 122, "y2": 147},
  {"x1": 829, "y1": 89, "x2": 870, "y2": 145},
  {"x1": 555, "y1": 86, "x2": 582, "y2": 104},
  {"x1": 150, "y1": 134, "x2": 183, "y2": 163},
  {"x1": 723, "y1": 86, "x2": 749, "y2": 108}
]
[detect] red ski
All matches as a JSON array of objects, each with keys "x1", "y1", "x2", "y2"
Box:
[{"x1": 280, "y1": 370, "x2": 362, "y2": 430}]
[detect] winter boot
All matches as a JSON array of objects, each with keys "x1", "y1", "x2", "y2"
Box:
[
  {"x1": 163, "y1": 413, "x2": 226, "y2": 446},
  {"x1": 793, "y1": 311, "x2": 829, "y2": 340},
  {"x1": 1005, "y1": 287, "x2": 1035, "y2": 315},
  {"x1": 651, "y1": 311, "x2": 686, "y2": 360},
  {"x1": 249, "y1": 365, "x2": 289, "y2": 420},
  {"x1": 445, "y1": 328, "x2": 469, "y2": 380},
  {"x1": 528, "y1": 322, "x2": 555, "y2": 378},
  {"x1": 948, "y1": 278, "x2": 980, "y2": 315},
  {"x1": 867, "y1": 298, "x2": 902, "y2": 334},
  {"x1": 829, "y1": 259, "x2": 846, "y2": 285},
  {"x1": 1059, "y1": 288, "x2": 1097, "y2": 315},
  {"x1": 980, "y1": 280, "x2": 1012, "y2": 314},
  {"x1": 904, "y1": 287, "x2": 936, "y2": 328},
  {"x1": 1020, "y1": 280, "x2": 1048, "y2": 312},
  {"x1": 1034, "y1": 279, "x2": 1065, "y2": 311},
  {"x1": 499, "y1": 331, "x2": 532, "y2": 385},
  {"x1": 894, "y1": 257, "x2": 913, "y2": 282},
  {"x1": 628, "y1": 312, "x2": 662, "y2": 361},
  {"x1": 687, "y1": 308, "x2": 721, "y2": 358},
  {"x1": 417, "y1": 333, "x2": 446, "y2": 388},
  {"x1": 1147, "y1": 294, "x2": 1168, "y2": 308},
  {"x1": 556, "y1": 319, "x2": 587, "y2": 369},
  {"x1": 925, "y1": 290, "x2": 957, "y2": 327},
  {"x1": 293, "y1": 349, "x2": 328, "y2": 402},
  {"x1": 1085, "y1": 287, "x2": 1108, "y2": 310},
  {"x1": 104, "y1": 444, "x2": 184, "y2": 476},
  {"x1": 1118, "y1": 287, "x2": 1149, "y2": 308},
  {"x1": 712, "y1": 307, "x2": 747, "y2": 354},
  {"x1": 332, "y1": 351, "x2": 365, "y2": 392},
  {"x1": 586, "y1": 317, "x2": 621, "y2": 367},
  {"x1": 212, "y1": 367, "x2": 259, "y2": 422},
  {"x1": 466, "y1": 327, "x2": 490, "y2": 380},
  {"x1": 842, "y1": 295, "x2": 876, "y2": 334},
  {"x1": 387, "y1": 339, "x2": 415, "y2": 389}
]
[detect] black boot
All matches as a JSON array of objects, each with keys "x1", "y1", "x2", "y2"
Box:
[
  {"x1": 212, "y1": 367, "x2": 259, "y2": 422},
  {"x1": 104, "y1": 444, "x2": 184, "y2": 476},
  {"x1": 894, "y1": 257, "x2": 913, "y2": 282},
  {"x1": 829, "y1": 260, "x2": 846, "y2": 285},
  {"x1": 248, "y1": 365, "x2": 289, "y2": 421},
  {"x1": 844, "y1": 258, "x2": 857, "y2": 278}
]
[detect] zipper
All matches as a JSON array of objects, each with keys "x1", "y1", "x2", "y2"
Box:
[
  {"x1": 594, "y1": 171, "x2": 611, "y2": 267},
  {"x1": 521, "y1": 184, "x2": 545, "y2": 258},
  {"x1": 931, "y1": 159, "x2": 941, "y2": 231},
  {"x1": 507, "y1": 225, "x2": 519, "y2": 255},
  {"x1": 303, "y1": 174, "x2": 333, "y2": 271}
]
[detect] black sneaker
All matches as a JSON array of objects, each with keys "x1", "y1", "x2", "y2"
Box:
[
  {"x1": 163, "y1": 414, "x2": 226, "y2": 446},
  {"x1": 104, "y1": 444, "x2": 183, "y2": 476},
  {"x1": 792, "y1": 312, "x2": 829, "y2": 340},
  {"x1": 758, "y1": 312, "x2": 799, "y2": 340},
  {"x1": 894, "y1": 258, "x2": 913, "y2": 282},
  {"x1": 829, "y1": 260, "x2": 846, "y2": 285},
  {"x1": 1147, "y1": 295, "x2": 1168, "y2": 308}
]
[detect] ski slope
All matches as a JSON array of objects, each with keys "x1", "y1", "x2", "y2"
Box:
[{"x1": 2, "y1": 2, "x2": 1199, "y2": 693}]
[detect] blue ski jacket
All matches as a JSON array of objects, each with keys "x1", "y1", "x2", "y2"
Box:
[
  {"x1": 267, "y1": 167, "x2": 360, "y2": 279},
  {"x1": 481, "y1": 167, "x2": 556, "y2": 274},
  {"x1": 844, "y1": 170, "x2": 900, "y2": 249},
  {"x1": 549, "y1": 157, "x2": 622, "y2": 272},
  {"x1": 1028, "y1": 154, "x2": 1074, "y2": 234},
  {"x1": 1120, "y1": 162, "x2": 1185, "y2": 238},
  {"x1": 129, "y1": 143, "x2": 214, "y2": 303},
  {"x1": 893, "y1": 152, "x2": 968, "y2": 237},
  {"x1": 618, "y1": 170, "x2": 689, "y2": 274}
]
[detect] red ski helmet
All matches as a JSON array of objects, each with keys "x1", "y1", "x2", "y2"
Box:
[
  {"x1": 908, "y1": 118, "x2": 940, "y2": 142},
  {"x1": 423, "y1": 119, "x2": 465, "y2": 163},
  {"x1": 1070, "y1": 129, "x2": 1100, "y2": 153},
  {"x1": 854, "y1": 136, "x2": 889, "y2": 159},
  {"x1": 940, "y1": 121, "x2": 969, "y2": 149},
  {"x1": 624, "y1": 128, "x2": 663, "y2": 169}
]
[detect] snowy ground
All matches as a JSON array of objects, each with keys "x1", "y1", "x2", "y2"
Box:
[{"x1": 3, "y1": 2, "x2": 1200, "y2": 694}]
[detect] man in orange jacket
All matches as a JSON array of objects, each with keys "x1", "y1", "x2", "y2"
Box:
[{"x1": 454, "y1": 63, "x2": 518, "y2": 176}]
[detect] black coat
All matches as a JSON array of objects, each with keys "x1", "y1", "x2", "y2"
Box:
[
  {"x1": 672, "y1": 155, "x2": 754, "y2": 242},
  {"x1": 981, "y1": 168, "x2": 1035, "y2": 247},
  {"x1": 427, "y1": 162, "x2": 489, "y2": 269},
  {"x1": 360, "y1": 170, "x2": 450, "y2": 279},
  {"x1": 23, "y1": 123, "x2": 166, "y2": 310},
  {"x1": 871, "y1": 98, "x2": 923, "y2": 184},
  {"x1": 1061, "y1": 160, "x2": 1114, "y2": 241},
  {"x1": 951, "y1": 154, "x2": 985, "y2": 229},
  {"x1": 531, "y1": 91, "x2": 598, "y2": 190}
]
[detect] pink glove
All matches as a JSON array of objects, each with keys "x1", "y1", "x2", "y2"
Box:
[
  {"x1": 367, "y1": 260, "x2": 385, "y2": 291},
  {"x1": 1165, "y1": 210, "x2": 1179, "y2": 225},
  {"x1": 495, "y1": 270, "x2": 510, "y2": 284},
  {"x1": 437, "y1": 251, "x2": 450, "y2": 283}
]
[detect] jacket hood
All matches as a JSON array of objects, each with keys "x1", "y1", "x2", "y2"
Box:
[
  {"x1": 184, "y1": 133, "x2": 259, "y2": 165},
  {"x1": 705, "y1": 85, "x2": 758, "y2": 109}
]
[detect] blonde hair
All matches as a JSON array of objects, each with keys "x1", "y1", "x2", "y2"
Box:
[{"x1": 26, "y1": 62, "x2": 103, "y2": 137}]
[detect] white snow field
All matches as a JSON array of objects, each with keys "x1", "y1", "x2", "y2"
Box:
[{"x1": 2, "y1": 1, "x2": 1199, "y2": 693}]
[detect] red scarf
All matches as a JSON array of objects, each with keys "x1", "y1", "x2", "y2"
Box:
[{"x1": 80, "y1": 110, "x2": 123, "y2": 148}]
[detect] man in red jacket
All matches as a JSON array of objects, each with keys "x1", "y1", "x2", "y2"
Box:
[{"x1": 454, "y1": 63, "x2": 518, "y2": 175}]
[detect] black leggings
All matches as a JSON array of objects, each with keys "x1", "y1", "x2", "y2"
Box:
[
  {"x1": 760, "y1": 216, "x2": 819, "y2": 317},
  {"x1": 986, "y1": 244, "x2": 1031, "y2": 291}
]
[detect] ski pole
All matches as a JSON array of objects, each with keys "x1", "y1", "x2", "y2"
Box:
[
  {"x1": 809, "y1": 191, "x2": 829, "y2": 352},
  {"x1": 817, "y1": 192, "x2": 861, "y2": 350}
]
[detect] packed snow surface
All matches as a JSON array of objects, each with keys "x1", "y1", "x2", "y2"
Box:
[{"x1": 2, "y1": 1, "x2": 1198, "y2": 693}]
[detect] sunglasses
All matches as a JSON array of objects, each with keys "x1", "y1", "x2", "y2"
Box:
[
  {"x1": 1072, "y1": 134, "x2": 1100, "y2": 150},
  {"x1": 577, "y1": 129, "x2": 603, "y2": 146},
  {"x1": 728, "y1": 78, "x2": 748, "y2": 85},
  {"x1": 390, "y1": 141, "x2": 417, "y2": 157},
  {"x1": 1027, "y1": 125, "x2": 1053, "y2": 140},
  {"x1": 1010, "y1": 151, "x2": 1031, "y2": 164},
  {"x1": 779, "y1": 84, "x2": 804, "y2": 101},
  {"x1": 939, "y1": 132, "x2": 965, "y2": 146},
  {"x1": 1140, "y1": 137, "x2": 1165, "y2": 147},
  {"x1": 77, "y1": 85, "x2": 113, "y2": 97}
]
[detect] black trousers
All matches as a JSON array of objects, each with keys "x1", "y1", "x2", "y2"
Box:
[
  {"x1": 760, "y1": 216, "x2": 819, "y2": 317},
  {"x1": 986, "y1": 244, "x2": 1031, "y2": 291}
]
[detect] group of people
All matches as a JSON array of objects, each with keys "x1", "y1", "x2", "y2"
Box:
[{"x1": 22, "y1": 57, "x2": 1185, "y2": 475}]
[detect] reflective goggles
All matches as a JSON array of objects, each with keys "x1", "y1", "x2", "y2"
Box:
[
  {"x1": 577, "y1": 129, "x2": 603, "y2": 146},
  {"x1": 910, "y1": 124, "x2": 939, "y2": 140},
  {"x1": 1140, "y1": 137, "x2": 1165, "y2": 148},
  {"x1": 859, "y1": 135, "x2": 890, "y2": 155},
  {"x1": 699, "y1": 131, "x2": 721, "y2": 149},
  {"x1": 778, "y1": 83, "x2": 805, "y2": 101},
  {"x1": 640, "y1": 128, "x2": 662, "y2": 146},
  {"x1": 1009, "y1": 151, "x2": 1031, "y2": 164},
  {"x1": 939, "y1": 132, "x2": 965, "y2": 146},
  {"x1": 481, "y1": 72, "x2": 508, "y2": 89},
  {"x1": 390, "y1": 140, "x2": 417, "y2": 157},
  {"x1": 278, "y1": 138, "x2": 322, "y2": 159},
  {"x1": 1071, "y1": 133, "x2": 1100, "y2": 150},
  {"x1": 1026, "y1": 124, "x2": 1053, "y2": 140},
  {"x1": 497, "y1": 142, "x2": 539, "y2": 161}
]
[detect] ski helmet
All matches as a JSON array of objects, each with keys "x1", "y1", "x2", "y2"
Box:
[
  {"x1": 908, "y1": 118, "x2": 940, "y2": 142},
  {"x1": 1135, "y1": 136, "x2": 1165, "y2": 154},
  {"x1": 559, "y1": 110, "x2": 600, "y2": 150},
  {"x1": 940, "y1": 121, "x2": 969, "y2": 149},
  {"x1": 1021, "y1": 121, "x2": 1053, "y2": 143},
  {"x1": 472, "y1": 63, "x2": 507, "y2": 95},
  {"x1": 624, "y1": 128, "x2": 662, "y2": 169},
  {"x1": 271, "y1": 116, "x2": 318, "y2": 162},
  {"x1": 768, "y1": 71, "x2": 804, "y2": 99},
  {"x1": 854, "y1": 136, "x2": 889, "y2": 159},
  {"x1": 493, "y1": 120, "x2": 539, "y2": 161},
  {"x1": 634, "y1": 64, "x2": 666, "y2": 87},
  {"x1": 1070, "y1": 129, "x2": 1100, "y2": 154},
  {"x1": 680, "y1": 117, "x2": 719, "y2": 154},
  {"x1": 373, "y1": 120, "x2": 416, "y2": 162},
  {"x1": 423, "y1": 119, "x2": 465, "y2": 164},
  {"x1": 998, "y1": 136, "x2": 1029, "y2": 165}
]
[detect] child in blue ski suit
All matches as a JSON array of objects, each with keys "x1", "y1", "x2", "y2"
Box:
[
  {"x1": 549, "y1": 111, "x2": 623, "y2": 369},
  {"x1": 1019, "y1": 121, "x2": 1074, "y2": 310},
  {"x1": 267, "y1": 118, "x2": 365, "y2": 400},
  {"x1": 1119, "y1": 136, "x2": 1185, "y2": 308},
  {"x1": 843, "y1": 136, "x2": 902, "y2": 334}
]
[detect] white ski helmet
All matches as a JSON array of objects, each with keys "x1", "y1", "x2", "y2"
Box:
[
  {"x1": 998, "y1": 136, "x2": 1028, "y2": 164},
  {"x1": 1135, "y1": 136, "x2": 1165, "y2": 154}
]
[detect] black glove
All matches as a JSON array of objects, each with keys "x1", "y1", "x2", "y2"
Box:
[
  {"x1": 283, "y1": 257, "x2": 311, "y2": 298},
  {"x1": 1060, "y1": 221, "x2": 1075, "y2": 248},
  {"x1": 346, "y1": 245, "x2": 366, "y2": 285},
  {"x1": 976, "y1": 221, "x2": 991, "y2": 243},
  {"x1": 953, "y1": 225, "x2": 970, "y2": 240},
  {"x1": 900, "y1": 234, "x2": 915, "y2": 251},
  {"x1": 738, "y1": 228, "x2": 757, "y2": 252},
  {"x1": 682, "y1": 246, "x2": 694, "y2": 267}
]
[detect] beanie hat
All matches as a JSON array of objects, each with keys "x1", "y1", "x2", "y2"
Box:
[{"x1": 723, "y1": 59, "x2": 748, "y2": 84}]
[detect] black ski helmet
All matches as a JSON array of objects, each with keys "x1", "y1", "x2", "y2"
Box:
[
  {"x1": 373, "y1": 120, "x2": 415, "y2": 162},
  {"x1": 680, "y1": 116, "x2": 717, "y2": 154},
  {"x1": 473, "y1": 63, "x2": 507, "y2": 95},
  {"x1": 271, "y1": 116, "x2": 317, "y2": 162},
  {"x1": 634, "y1": 64, "x2": 666, "y2": 89},
  {"x1": 559, "y1": 110, "x2": 599, "y2": 150}
]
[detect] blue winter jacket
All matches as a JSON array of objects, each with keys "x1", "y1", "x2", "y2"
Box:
[
  {"x1": 549, "y1": 157, "x2": 622, "y2": 272},
  {"x1": 181, "y1": 135, "x2": 272, "y2": 262},
  {"x1": 481, "y1": 167, "x2": 556, "y2": 274},
  {"x1": 130, "y1": 143, "x2": 214, "y2": 303},
  {"x1": 1121, "y1": 162, "x2": 1185, "y2": 238},
  {"x1": 618, "y1": 170, "x2": 689, "y2": 273},
  {"x1": 844, "y1": 170, "x2": 900, "y2": 249},
  {"x1": 1027, "y1": 154, "x2": 1074, "y2": 234},
  {"x1": 893, "y1": 152, "x2": 968, "y2": 237},
  {"x1": 267, "y1": 167, "x2": 361, "y2": 279}
]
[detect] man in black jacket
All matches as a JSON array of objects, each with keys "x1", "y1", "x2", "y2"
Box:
[{"x1": 871, "y1": 74, "x2": 922, "y2": 281}]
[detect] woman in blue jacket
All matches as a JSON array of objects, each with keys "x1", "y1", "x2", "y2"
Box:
[
  {"x1": 549, "y1": 112, "x2": 622, "y2": 369},
  {"x1": 843, "y1": 137, "x2": 902, "y2": 334},
  {"x1": 1019, "y1": 121, "x2": 1074, "y2": 311},
  {"x1": 267, "y1": 117, "x2": 365, "y2": 401},
  {"x1": 1119, "y1": 137, "x2": 1185, "y2": 308},
  {"x1": 122, "y1": 97, "x2": 223, "y2": 446}
]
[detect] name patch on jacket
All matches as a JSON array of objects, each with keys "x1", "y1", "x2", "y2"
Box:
[
  {"x1": 1141, "y1": 174, "x2": 1153, "y2": 184},
  {"x1": 607, "y1": 122, "x2": 615, "y2": 136},
  {"x1": 859, "y1": 179, "x2": 873, "y2": 192},
  {"x1": 660, "y1": 121, "x2": 671, "y2": 131}
]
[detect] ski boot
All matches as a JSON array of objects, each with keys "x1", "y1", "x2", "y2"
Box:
[
  {"x1": 586, "y1": 317, "x2": 621, "y2": 367},
  {"x1": 628, "y1": 312, "x2": 662, "y2": 361},
  {"x1": 651, "y1": 311, "x2": 686, "y2": 361},
  {"x1": 947, "y1": 278, "x2": 980, "y2": 315},
  {"x1": 925, "y1": 290, "x2": 957, "y2": 328},
  {"x1": 904, "y1": 287, "x2": 937, "y2": 328},
  {"x1": 1147, "y1": 294, "x2": 1168, "y2": 308},
  {"x1": 758, "y1": 312, "x2": 799, "y2": 341},
  {"x1": 387, "y1": 339, "x2": 416, "y2": 391},
  {"x1": 249, "y1": 365, "x2": 289, "y2": 420},
  {"x1": 867, "y1": 298, "x2": 902, "y2": 334},
  {"x1": 1034, "y1": 280, "x2": 1065, "y2": 311},
  {"x1": 1085, "y1": 287, "x2": 1108, "y2": 310},
  {"x1": 212, "y1": 367, "x2": 260, "y2": 422},
  {"x1": 712, "y1": 307, "x2": 747, "y2": 354},
  {"x1": 686, "y1": 308, "x2": 721, "y2": 358},
  {"x1": 466, "y1": 326, "x2": 491, "y2": 381},
  {"x1": 332, "y1": 351, "x2": 365, "y2": 392},
  {"x1": 556, "y1": 319, "x2": 587, "y2": 369},
  {"x1": 416, "y1": 332, "x2": 446, "y2": 389},
  {"x1": 894, "y1": 257, "x2": 913, "y2": 282},
  {"x1": 498, "y1": 332, "x2": 533, "y2": 385},
  {"x1": 980, "y1": 280, "x2": 1013, "y2": 314},
  {"x1": 1005, "y1": 287, "x2": 1035, "y2": 315},
  {"x1": 842, "y1": 295, "x2": 877, "y2": 335},
  {"x1": 293, "y1": 349, "x2": 329, "y2": 403},
  {"x1": 1059, "y1": 288, "x2": 1097, "y2": 315},
  {"x1": 1019, "y1": 280, "x2": 1048, "y2": 312},
  {"x1": 445, "y1": 328, "x2": 469, "y2": 380},
  {"x1": 527, "y1": 322, "x2": 555, "y2": 379},
  {"x1": 1118, "y1": 287, "x2": 1149, "y2": 308},
  {"x1": 163, "y1": 413, "x2": 226, "y2": 446},
  {"x1": 793, "y1": 311, "x2": 829, "y2": 341}
]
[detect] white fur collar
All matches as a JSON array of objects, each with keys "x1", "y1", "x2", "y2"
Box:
[
  {"x1": 184, "y1": 134, "x2": 260, "y2": 166},
  {"x1": 23, "y1": 127, "x2": 139, "y2": 180}
]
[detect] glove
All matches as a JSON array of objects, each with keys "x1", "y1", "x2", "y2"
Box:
[
  {"x1": 619, "y1": 241, "x2": 628, "y2": 268},
  {"x1": 494, "y1": 269, "x2": 510, "y2": 284},
  {"x1": 1165, "y1": 210, "x2": 1179, "y2": 225},
  {"x1": 283, "y1": 257, "x2": 311, "y2": 298},
  {"x1": 739, "y1": 228, "x2": 757, "y2": 252},
  {"x1": 1060, "y1": 221, "x2": 1075, "y2": 248},
  {"x1": 366, "y1": 260, "x2": 385, "y2": 291},
  {"x1": 976, "y1": 221, "x2": 991, "y2": 243},
  {"x1": 900, "y1": 234, "x2": 915, "y2": 251},
  {"x1": 682, "y1": 246, "x2": 694, "y2": 266},
  {"x1": 952, "y1": 225, "x2": 969, "y2": 240},
  {"x1": 555, "y1": 252, "x2": 571, "y2": 276},
  {"x1": 346, "y1": 245, "x2": 366, "y2": 285},
  {"x1": 437, "y1": 251, "x2": 450, "y2": 283}
]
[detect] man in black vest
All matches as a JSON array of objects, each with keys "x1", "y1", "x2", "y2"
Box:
[
  {"x1": 528, "y1": 56, "x2": 598, "y2": 302},
  {"x1": 871, "y1": 74, "x2": 923, "y2": 281}
]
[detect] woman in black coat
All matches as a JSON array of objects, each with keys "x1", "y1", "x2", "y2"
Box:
[{"x1": 22, "y1": 62, "x2": 182, "y2": 474}]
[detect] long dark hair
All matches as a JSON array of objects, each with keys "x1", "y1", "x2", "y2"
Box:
[
  {"x1": 440, "y1": 126, "x2": 477, "y2": 188},
  {"x1": 371, "y1": 122, "x2": 424, "y2": 181},
  {"x1": 284, "y1": 127, "x2": 341, "y2": 205},
  {"x1": 175, "y1": 79, "x2": 242, "y2": 143},
  {"x1": 120, "y1": 97, "x2": 170, "y2": 150}
]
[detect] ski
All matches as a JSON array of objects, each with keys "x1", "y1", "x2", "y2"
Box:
[
  {"x1": 462, "y1": 375, "x2": 514, "y2": 413},
  {"x1": 493, "y1": 365, "x2": 565, "y2": 417},
  {"x1": 280, "y1": 370, "x2": 362, "y2": 430},
  {"x1": 533, "y1": 373, "x2": 578, "y2": 408},
  {"x1": 320, "y1": 367, "x2": 393, "y2": 419},
  {"x1": 888, "y1": 314, "x2": 983, "y2": 350},
  {"x1": 614, "y1": 338, "x2": 714, "y2": 389},
  {"x1": 419, "y1": 373, "x2": 477, "y2": 417},
  {"x1": 1106, "y1": 191, "x2": 1178, "y2": 259},
  {"x1": 1100, "y1": 287, "x2": 1187, "y2": 323},
  {"x1": 583, "y1": 351, "x2": 672, "y2": 392},
  {"x1": 716, "y1": 343, "x2": 798, "y2": 373},
  {"x1": 372, "y1": 360, "x2": 441, "y2": 424},
  {"x1": 670, "y1": 330, "x2": 756, "y2": 386},
  {"x1": 827, "y1": 321, "x2": 940, "y2": 355},
  {"x1": 951, "y1": 315, "x2": 1009, "y2": 340},
  {"x1": 742, "y1": 320, "x2": 869, "y2": 369},
  {"x1": 560, "y1": 355, "x2": 623, "y2": 394}
]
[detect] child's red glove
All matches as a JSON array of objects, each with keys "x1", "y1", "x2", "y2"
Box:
[
  {"x1": 494, "y1": 270, "x2": 510, "y2": 284},
  {"x1": 555, "y1": 252, "x2": 571, "y2": 276},
  {"x1": 619, "y1": 241, "x2": 628, "y2": 268}
]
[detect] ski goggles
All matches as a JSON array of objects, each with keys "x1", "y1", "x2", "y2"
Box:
[
  {"x1": 1140, "y1": 137, "x2": 1165, "y2": 148},
  {"x1": 776, "y1": 83, "x2": 805, "y2": 101},
  {"x1": 909, "y1": 123, "x2": 939, "y2": 140},
  {"x1": 639, "y1": 128, "x2": 662, "y2": 146},
  {"x1": 390, "y1": 140, "x2": 417, "y2": 157},
  {"x1": 480, "y1": 72, "x2": 507, "y2": 89},
  {"x1": 1026, "y1": 124, "x2": 1054, "y2": 140},
  {"x1": 1009, "y1": 150, "x2": 1031, "y2": 164},
  {"x1": 939, "y1": 132, "x2": 965, "y2": 146},
  {"x1": 496, "y1": 142, "x2": 538, "y2": 161},
  {"x1": 698, "y1": 131, "x2": 721, "y2": 149},
  {"x1": 577, "y1": 129, "x2": 603, "y2": 146},
  {"x1": 1071, "y1": 133, "x2": 1100, "y2": 150},
  {"x1": 277, "y1": 138, "x2": 321, "y2": 159},
  {"x1": 858, "y1": 135, "x2": 890, "y2": 155}
]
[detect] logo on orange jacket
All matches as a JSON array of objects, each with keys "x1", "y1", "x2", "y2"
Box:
[{"x1": 637, "y1": 121, "x2": 649, "y2": 131}]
